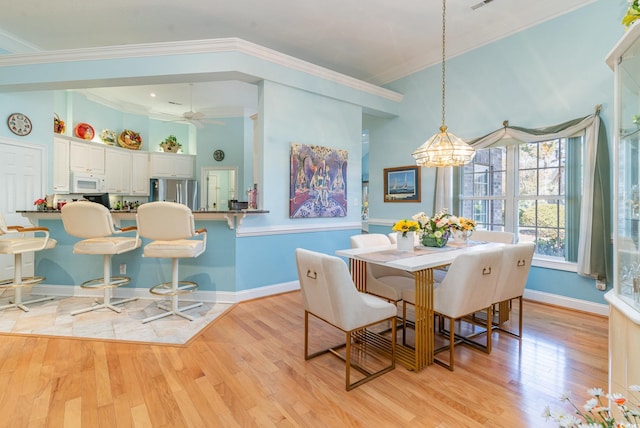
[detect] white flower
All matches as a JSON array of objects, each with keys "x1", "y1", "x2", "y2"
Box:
[
  {"x1": 629, "y1": 385, "x2": 640, "y2": 392},
  {"x1": 559, "y1": 391, "x2": 572, "y2": 401},
  {"x1": 434, "y1": 230, "x2": 442, "y2": 238},
  {"x1": 449, "y1": 215, "x2": 460, "y2": 226},
  {"x1": 583, "y1": 397, "x2": 598, "y2": 411},
  {"x1": 588, "y1": 387, "x2": 604, "y2": 397},
  {"x1": 412, "y1": 212, "x2": 428, "y2": 226},
  {"x1": 436, "y1": 219, "x2": 448, "y2": 229}
]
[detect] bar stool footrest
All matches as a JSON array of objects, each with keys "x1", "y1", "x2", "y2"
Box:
[
  {"x1": 80, "y1": 276, "x2": 131, "y2": 289},
  {"x1": 0, "y1": 276, "x2": 46, "y2": 288},
  {"x1": 149, "y1": 281, "x2": 198, "y2": 296}
]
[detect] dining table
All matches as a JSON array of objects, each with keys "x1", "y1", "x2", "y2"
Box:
[{"x1": 336, "y1": 240, "x2": 504, "y2": 372}]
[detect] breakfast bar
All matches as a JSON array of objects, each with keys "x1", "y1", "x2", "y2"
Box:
[{"x1": 18, "y1": 208, "x2": 270, "y2": 298}]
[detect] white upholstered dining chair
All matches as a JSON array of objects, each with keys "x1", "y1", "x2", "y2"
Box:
[
  {"x1": 295, "y1": 248, "x2": 396, "y2": 390},
  {"x1": 350, "y1": 233, "x2": 414, "y2": 304},
  {"x1": 470, "y1": 230, "x2": 515, "y2": 244},
  {"x1": 402, "y1": 248, "x2": 503, "y2": 370},
  {"x1": 0, "y1": 212, "x2": 56, "y2": 312},
  {"x1": 491, "y1": 242, "x2": 535, "y2": 338}
]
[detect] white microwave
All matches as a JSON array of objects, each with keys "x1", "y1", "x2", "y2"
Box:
[{"x1": 70, "y1": 172, "x2": 106, "y2": 193}]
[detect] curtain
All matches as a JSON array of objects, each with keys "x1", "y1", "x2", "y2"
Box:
[{"x1": 435, "y1": 110, "x2": 612, "y2": 282}]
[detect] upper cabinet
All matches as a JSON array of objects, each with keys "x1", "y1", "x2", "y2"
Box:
[
  {"x1": 150, "y1": 152, "x2": 195, "y2": 178},
  {"x1": 105, "y1": 147, "x2": 132, "y2": 194},
  {"x1": 53, "y1": 137, "x2": 70, "y2": 193},
  {"x1": 130, "y1": 152, "x2": 150, "y2": 195},
  {"x1": 54, "y1": 135, "x2": 152, "y2": 196},
  {"x1": 69, "y1": 140, "x2": 105, "y2": 174}
]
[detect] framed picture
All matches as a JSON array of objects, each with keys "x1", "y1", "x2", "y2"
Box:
[
  {"x1": 289, "y1": 142, "x2": 348, "y2": 218},
  {"x1": 383, "y1": 165, "x2": 420, "y2": 202}
]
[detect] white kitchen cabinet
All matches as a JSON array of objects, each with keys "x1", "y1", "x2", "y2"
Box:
[
  {"x1": 53, "y1": 137, "x2": 70, "y2": 193},
  {"x1": 105, "y1": 148, "x2": 131, "y2": 194},
  {"x1": 69, "y1": 141, "x2": 105, "y2": 174},
  {"x1": 130, "y1": 152, "x2": 150, "y2": 195},
  {"x1": 150, "y1": 152, "x2": 195, "y2": 178}
]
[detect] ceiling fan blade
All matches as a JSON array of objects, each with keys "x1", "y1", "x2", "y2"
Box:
[
  {"x1": 191, "y1": 111, "x2": 205, "y2": 120},
  {"x1": 192, "y1": 120, "x2": 205, "y2": 129}
]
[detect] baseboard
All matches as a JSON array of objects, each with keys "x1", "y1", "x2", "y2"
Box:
[
  {"x1": 33, "y1": 282, "x2": 301, "y2": 306},
  {"x1": 523, "y1": 289, "x2": 609, "y2": 316},
  {"x1": 35, "y1": 283, "x2": 606, "y2": 316}
]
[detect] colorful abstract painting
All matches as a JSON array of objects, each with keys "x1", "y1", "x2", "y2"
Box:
[{"x1": 290, "y1": 143, "x2": 348, "y2": 218}]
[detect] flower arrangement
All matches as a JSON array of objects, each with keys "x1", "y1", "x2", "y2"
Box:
[
  {"x1": 624, "y1": 0, "x2": 640, "y2": 29},
  {"x1": 34, "y1": 198, "x2": 47, "y2": 211},
  {"x1": 160, "y1": 135, "x2": 182, "y2": 152},
  {"x1": 392, "y1": 219, "x2": 420, "y2": 237},
  {"x1": 543, "y1": 386, "x2": 640, "y2": 427},
  {"x1": 412, "y1": 209, "x2": 455, "y2": 246},
  {"x1": 100, "y1": 129, "x2": 116, "y2": 145},
  {"x1": 450, "y1": 216, "x2": 477, "y2": 232}
]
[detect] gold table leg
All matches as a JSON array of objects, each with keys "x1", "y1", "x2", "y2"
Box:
[
  {"x1": 349, "y1": 259, "x2": 367, "y2": 292},
  {"x1": 348, "y1": 260, "x2": 435, "y2": 371},
  {"x1": 497, "y1": 300, "x2": 510, "y2": 324},
  {"x1": 412, "y1": 268, "x2": 434, "y2": 370}
]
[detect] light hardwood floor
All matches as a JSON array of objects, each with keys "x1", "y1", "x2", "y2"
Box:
[{"x1": 0, "y1": 291, "x2": 608, "y2": 427}]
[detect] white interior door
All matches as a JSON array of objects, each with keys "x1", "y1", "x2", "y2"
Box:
[{"x1": 0, "y1": 139, "x2": 46, "y2": 280}]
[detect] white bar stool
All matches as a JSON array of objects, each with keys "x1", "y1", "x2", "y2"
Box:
[
  {"x1": 61, "y1": 201, "x2": 140, "y2": 315},
  {"x1": 0, "y1": 213, "x2": 56, "y2": 312},
  {"x1": 135, "y1": 201, "x2": 207, "y2": 323}
]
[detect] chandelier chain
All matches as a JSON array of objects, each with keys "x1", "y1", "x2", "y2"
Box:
[{"x1": 441, "y1": 0, "x2": 446, "y2": 127}]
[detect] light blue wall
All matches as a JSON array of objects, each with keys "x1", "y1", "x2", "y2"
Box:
[
  {"x1": 235, "y1": 80, "x2": 363, "y2": 291},
  {"x1": 2, "y1": 0, "x2": 626, "y2": 302},
  {"x1": 366, "y1": 0, "x2": 623, "y2": 304},
  {"x1": 194, "y1": 116, "x2": 248, "y2": 196}
]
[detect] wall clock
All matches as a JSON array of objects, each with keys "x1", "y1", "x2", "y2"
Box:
[
  {"x1": 213, "y1": 149, "x2": 225, "y2": 161},
  {"x1": 7, "y1": 113, "x2": 32, "y2": 136}
]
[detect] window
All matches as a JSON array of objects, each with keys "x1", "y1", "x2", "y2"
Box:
[{"x1": 459, "y1": 136, "x2": 583, "y2": 262}]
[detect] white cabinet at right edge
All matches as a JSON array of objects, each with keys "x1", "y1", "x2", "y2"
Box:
[{"x1": 605, "y1": 21, "x2": 640, "y2": 400}]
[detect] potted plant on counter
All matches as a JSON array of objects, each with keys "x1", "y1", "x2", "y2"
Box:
[{"x1": 160, "y1": 135, "x2": 182, "y2": 153}]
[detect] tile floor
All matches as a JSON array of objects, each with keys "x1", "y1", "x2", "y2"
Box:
[{"x1": 0, "y1": 292, "x2": 234, "y2": 346}]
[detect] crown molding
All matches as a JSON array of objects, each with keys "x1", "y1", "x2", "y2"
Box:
[
  {"x1": 0, "y1": 29, "x2": 40, "y2": 54},
  {"x1": 0, "y1": 37, "x2": 403, "y2": 103}
]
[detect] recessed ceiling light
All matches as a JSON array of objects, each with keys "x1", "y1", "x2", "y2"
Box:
[{"x1": 150, "y1": 92, "x2": 156, "y2": 97}]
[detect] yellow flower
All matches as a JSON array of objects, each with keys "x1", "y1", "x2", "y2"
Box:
[
  {"x1": 392, "y1": 219, "x2": 420, "y2": 237},
  {"x1": 623, "y1": 0, "x2": 640, "y2": 28}
]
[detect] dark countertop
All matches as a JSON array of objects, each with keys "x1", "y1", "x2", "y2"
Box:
[{"x1": 18, "y1": 209, "x2": 269, "y2": 214}]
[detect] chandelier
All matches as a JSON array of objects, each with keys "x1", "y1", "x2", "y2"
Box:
[{"x1": 412, "y1": 0, "x2": 475, "y2": 168}]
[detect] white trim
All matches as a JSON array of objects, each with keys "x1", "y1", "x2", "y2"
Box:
[
  {"x1": 0, "y1": 29, "x2": 40, "y2": 53},
  {"x1": 523, "y1": 289, "x2": 608, "y2": 316},
  {"x1": 236, "y1": 222, "x2": 362, "y2": 237},
  {"x1": 532, "y1": 257, "x2": 578, "y2": 273},
  {"x1": 366, "y1": 218, "x2": 395, "y2": 227},
  {"x1": 36, "y1": 282, "x2": 606, "y2": 316},
  {"x1": 0, "y1": 38, "x2": 403, "y2": 103},
  {"x1": 35, "y1": 281, "x2": 301, "y2": 305}
]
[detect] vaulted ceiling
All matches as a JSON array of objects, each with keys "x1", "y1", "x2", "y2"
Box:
[{"x1": 0, "y1": 0, "x2": 595, "y2": 116}]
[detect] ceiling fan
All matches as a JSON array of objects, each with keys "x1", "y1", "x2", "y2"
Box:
[{"x1": 165, "y1": 84, "x2": 224, "y2": 128}]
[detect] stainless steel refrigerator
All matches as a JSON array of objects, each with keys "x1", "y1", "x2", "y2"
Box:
[{"x1": 149, "y1": 178, "x2": 198, "y2": 210}]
